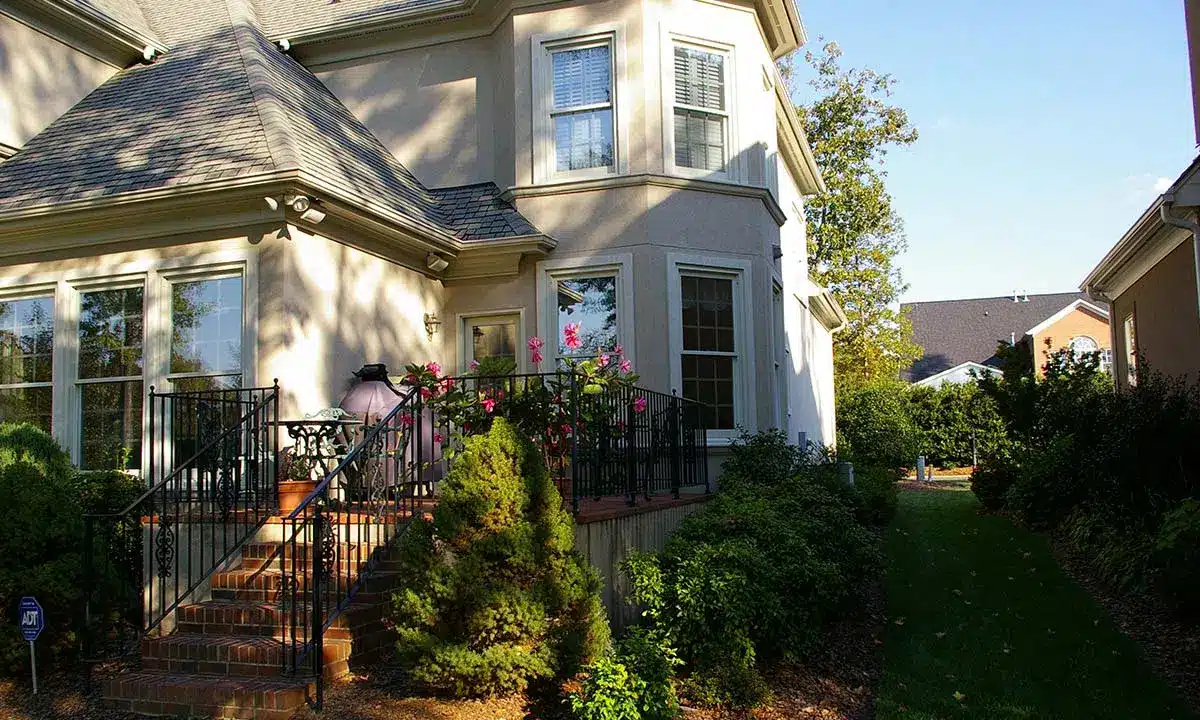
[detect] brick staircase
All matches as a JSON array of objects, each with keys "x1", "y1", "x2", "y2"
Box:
[{"x1": 102, "y1": 529, "x2": 403, "y2": 719}]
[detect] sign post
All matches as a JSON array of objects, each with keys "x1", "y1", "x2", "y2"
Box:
[{"x1": 19, "y1": 596, "x2": 43, "y2": 695}]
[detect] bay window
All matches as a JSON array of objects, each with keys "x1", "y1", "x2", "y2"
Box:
[
  {"x1": 668, "y1": 254, "x2": 753, "y2": 441},
  {"x1": 0, "y1": 296, "x2": 54, "y2": 432},
  {"x1": 537, "y1": 254, "x2": 633, "y2": 368},
  {"x1": 533, "y1": 26, "x2": 624, "y2": 182},
  {"x1": 672, "y1": 43, "x2": 729, "y2": 173}
]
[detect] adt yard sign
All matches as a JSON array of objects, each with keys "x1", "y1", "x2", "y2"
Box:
[
  {"x1": 19, "y1": 597, "x2": 43, "y2": 642},
  {"x1": 19, "y1": 596, "x2": 42, "y2": 694}
]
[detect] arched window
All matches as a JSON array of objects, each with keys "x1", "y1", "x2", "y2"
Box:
[{"x1": 1069, "y1": 335, "x2": 1099, "y2": 359}]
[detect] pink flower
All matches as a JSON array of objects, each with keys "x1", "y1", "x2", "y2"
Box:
[
  {"x1": 468, "y1": 359, "x2": 480, "y2": 371},
  {"x1": 531, "y1": 348, "x2": 544, "y2": 364},
  {"x1": 613, "y1": 344, "x2": 624, "y2": 356},
  {"x1": 527, "y1": 336, "x2": 544, "y2": 351},
  {"x1": 616, "y1": 420, "x2": 626, "y2": 432},
  {"x1": 633, "y1": 396, "x2": 648, "y2": 414},
  {"x1": 563, "y1": 322, "x2": 582, "y2": 350},
  {"x1": 433, "y1": 432, "x2": 444, "y2": 444},
  {"x1": 481, "y1": 396, "x2": 496, "y2": 413},
  {"x1": 598, "y1": 353, "x2": 610, "y2": 367},
  {"x1": 620, "y1": 359, "x2": 632, "y2": 373},
  {"x1": 426, "y1": 361, "x2": 441, "y2": 376},
  {"x1": 420, "y1": 386, "x2": 435, "y2": 400},
  {"x1": 400, "y1": 413, "x2": 414, "y2": 428}
]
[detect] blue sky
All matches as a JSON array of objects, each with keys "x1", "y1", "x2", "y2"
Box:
[{"x1": 793, "y1": 0, "x2": 1196, "y2": 303}]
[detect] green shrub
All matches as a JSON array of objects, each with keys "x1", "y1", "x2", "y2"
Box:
[
  {"x1": 719, "y1": 429, "x2": 807, "y2": 492},
  {"x1": 852, "y1": 465, "x2": 900, "y2": 525},
  {"x1": 970, "y1": 455, "x2": 1018, "y2": 511},
  {"x1": 1155, "y1": 500, "x2": 1200, "y2": 612},
  {"x1": 391, "y1": 419, "x2": 609, "y2": 697},
  {"x1": 907, "y1": 382, "x2": 1008, "y2": 468},
  {"x1": 622, "y1": 432, "x2": 881, "y2": 708},
  {"x1": 0, "y1": 425, "x2": 83, "y2": 672},
  {"x1": 837, "y1": 382, "x2": 920, "y2": 470},
  {"x1": 569, "y1": 629, "x2": 679, "y2": 720}
]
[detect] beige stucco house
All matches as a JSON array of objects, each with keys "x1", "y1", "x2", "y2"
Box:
[{"x1": 0, "y1": 0, "x2": 842, "y2": 473}]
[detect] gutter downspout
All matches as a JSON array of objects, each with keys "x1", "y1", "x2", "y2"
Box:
[{"x1": 1159, "y1": 194, "x2": 1200, "y2": 323}]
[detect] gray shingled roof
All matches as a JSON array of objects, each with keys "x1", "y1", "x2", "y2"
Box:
[
  {"x1": 431, "y1": 183, "x2": 540, "y2": 241},
  {"x1": 902, "y1": 292, "x2": 1103, "y2": 382},
  {"x1": 0, "y1": 0, "x2": 543, "y2": 242}
]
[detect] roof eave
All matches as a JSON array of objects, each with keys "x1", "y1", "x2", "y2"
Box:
[
  {"x1": 1081, "y1": 195, "x2": 1167, "y2": 295},
  {"x1": 0, "y1": 171, "x2": 464, "y2": 261},
  {"x1": 442, "y1": 234, "x2": 557, "y2": 282},
  {"x1": 774, "y1": 67, "x2": 825, "y2": 196},
  {"x1": 758, "y1": 0, "x2": 804, "y2": 60},
  {"x1": 4, "y1": 0, "x2": 166, "y2": 67},
  {"x1": 807, "y1": 278, "x2": 847, "y2": 332},
  {"x1": 271, "y1": 0, "x2": 476, "y2": 48}
]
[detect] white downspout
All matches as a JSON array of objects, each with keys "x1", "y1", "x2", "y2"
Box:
[{"x1": 1159, "y1": 194, "x2": 1200, "y2": 322}]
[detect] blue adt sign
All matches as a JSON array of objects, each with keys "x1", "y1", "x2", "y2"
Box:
[{"x1": 19, "y1": 597, "x2": 43, "y2": 642}]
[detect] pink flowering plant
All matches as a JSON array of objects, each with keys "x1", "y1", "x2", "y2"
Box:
[{"x1": 397, "y1": 325, "x2": 641, "y2": 481}]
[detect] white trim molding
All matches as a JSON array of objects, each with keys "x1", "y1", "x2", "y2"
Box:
[
  {"x1": 1024, "y1": 298, "x2": 1110, "y2": 338},
  {"x1": 535, "y1": 253, "x2": 636, "y2": 369},
  {"x1": 667, "y1": 252, "x2": 755, "y2": 444}
]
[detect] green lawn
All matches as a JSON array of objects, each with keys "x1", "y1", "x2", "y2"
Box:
[{"x1": 878, "y1": 487, "x2": 1195, "y2": 720}]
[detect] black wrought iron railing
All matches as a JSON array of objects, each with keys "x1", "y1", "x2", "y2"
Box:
[
  {"x1": 82, "y1": 384, "x2": 279, "y2": 659},
  {"x1": 278, "y1": 386, "x2": 427, "y2": 707}
]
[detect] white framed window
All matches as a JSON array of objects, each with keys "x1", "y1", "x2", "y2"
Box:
[
  {"x1": 1123, "y1": 312, "x2": 1137, "y2": 387},
  {"x1": 532, "y1": 26, "x2": 626, "y2": 183},
  {"x1": 165, "y1": 272, "x2": 245, "y2": 392},
  {"x1": 663, "y1": 36, "x2": 735, "y2": 179},
  {"x1": 536, "y1": 254, "x2": 634, "y2": 368},
  {"x1": 0, "y1": 250, "x2": 257, "y2": 470},
  {"x1": 667, "y1": 253, "x2": 754, "y2": 442},
  {"x1": 458, "y1": 310, "x2": 526, "y2": 374},
  {"x1": 0, "y1": 293, "x2": 55, "y2": 433}
]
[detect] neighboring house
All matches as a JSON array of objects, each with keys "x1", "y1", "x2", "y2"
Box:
[
  {"x1": 0, "y1": 0, "x2": 843, "y2": 473},
  {"x1": 1082, "y1": 156, "x2": 1200, "y2": 390},
  {"x1": 903, "y1": 292, "x2": 1111, "y2": 386}
]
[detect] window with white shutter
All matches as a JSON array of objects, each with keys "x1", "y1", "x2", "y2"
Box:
[
  {"x1": 550, "y1": 43, "x2": 614, "y2": 172},
  {"x1": 673, "y1": 45, "x2": 728, "y2": 172}
]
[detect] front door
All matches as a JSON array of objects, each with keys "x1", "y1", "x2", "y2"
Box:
[{"x1": 463, "y1": 314, "x2": 521, "y2": 374}]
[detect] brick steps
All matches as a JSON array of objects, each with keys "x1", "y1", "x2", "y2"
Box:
[
  {"x1": 140, "y1": 634, "x2": 352, "y2": 679},
  {"x1": 103, "y1": 516, "x2": 404, "y2": 718},
  {"x1": 103, "y1": 671, "x2": 313, "y2": 720}
]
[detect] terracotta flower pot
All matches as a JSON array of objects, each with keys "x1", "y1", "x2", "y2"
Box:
[{"x1": 277, "y1": 479, "x2": 318, "y2": 516}]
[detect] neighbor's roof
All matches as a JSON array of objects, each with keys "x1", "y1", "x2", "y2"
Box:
[
  {"x1": 0, "y1": 0, "x2": 540, "y2": 243},
  {"x1": 902, "y1": 292, "x2": 1103, "y2": 382}
]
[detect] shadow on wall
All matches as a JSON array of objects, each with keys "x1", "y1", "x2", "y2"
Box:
[{"x1": 260, "y1": 231, "x2": 439, "y2": 420}]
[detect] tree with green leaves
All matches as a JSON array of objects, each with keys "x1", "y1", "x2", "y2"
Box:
[{"x1": 788, "y1": 41, "x2": 920, "y2": 392}]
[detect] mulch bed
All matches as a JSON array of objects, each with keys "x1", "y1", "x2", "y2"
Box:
[
  {"x1": 897, "y1": 478, "x2": 971, "y2": 493},
  {"x1": 0, "y1": 661, "x2": 137, "y2": 720},
  {"x1": 686, "y1": 534, "x2": 886, "y2": 720},
  {"x1": 1050, "y1": 537, "x2": 1200, "y2": 714},
  {"x1": 291, "y1": 664, "x2": 528, "y2": 720}
]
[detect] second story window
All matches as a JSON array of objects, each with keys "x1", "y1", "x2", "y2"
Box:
[
  {"x1": 551, "y1": 44, "x2": 614, "y2": 172},
  {"x1": 673, "y1": 45, "x2": 728, "y2": 173}
]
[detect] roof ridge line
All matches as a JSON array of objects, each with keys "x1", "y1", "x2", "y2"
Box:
[{"x1": 226, "y1": 2, "x2": 301, "y2": 172}]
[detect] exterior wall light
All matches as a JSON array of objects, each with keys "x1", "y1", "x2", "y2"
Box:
[
  {"x1": 426, "y1": 253, "x2": 449, "y2": 272},
  {"x1": 423, "y1": 313, "x2": 442, "y2": 338}
]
